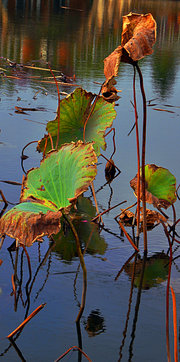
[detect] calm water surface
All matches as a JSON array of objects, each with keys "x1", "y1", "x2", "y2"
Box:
[{"x1": 0, "y1": 1, "x2": 180, "y2": 361}]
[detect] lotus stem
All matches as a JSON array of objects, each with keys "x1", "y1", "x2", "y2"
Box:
[
  {"x1": 83, "y1": 86, "x2": 102, "y2": 143},
  {"x1": 118, "y1": 221, "x2": 139, "y2": 252},
  {"x1": 170, "y1": 286, "x2": 178, "y2": 362},
  {"x1": 48, "y1": 64, "x2": 60, "y2": 150},
  {"x1": 135, "y1": 63, "x2": 147, "y2": 253},
  {"x1": 133, "y1": 66, "x2": 140, "y2": 237}
]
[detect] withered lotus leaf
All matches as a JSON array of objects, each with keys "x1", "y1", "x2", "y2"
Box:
[
  {"x1": 0, "y1": 203, "x2": 61, "y2": 247},
  {"x1": 37, "y1": 88, "x2": 116, "y2": 156},
  {"x1": 119, "y1": 208, "x2": 166, "y2": 229},
  {"x1": 130, "y1": 164, "x2": 177, "y2": 209},
  {"x1": 0, "y1": 141, "x2": 97, "y2": 246},
  {"x1": 103, "y1": 12, "x2": 156, "y2": 95}
]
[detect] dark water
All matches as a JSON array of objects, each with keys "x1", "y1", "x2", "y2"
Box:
[{"x1": 0, "y1": 1, "x2": 180, "y2": 361}]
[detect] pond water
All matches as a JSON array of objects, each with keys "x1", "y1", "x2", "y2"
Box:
[{"x1": 0, "y1": 1, "x2": 180, "y2": 361}]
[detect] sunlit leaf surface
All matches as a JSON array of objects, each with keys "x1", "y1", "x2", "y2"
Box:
[
  {"x1": 130, "y1": 164, "x2": 177, "y2": 209},
  {"x1": 37, "y1": 87, "x2": 116, "y2": 156},
  {"x1": 0, "y1": 142, "x2": 97, "y2": 246}
]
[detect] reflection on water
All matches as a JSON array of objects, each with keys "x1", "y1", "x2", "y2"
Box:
[
  {"x1": 0, "y1": 0, "x2": 180, "y2": 96},
  {"x1": 84, "y1": 309, "x2": 106, "y2": 337},
  {"x1": 0, "y1": 2, "x2": 180, "y2": 361}
]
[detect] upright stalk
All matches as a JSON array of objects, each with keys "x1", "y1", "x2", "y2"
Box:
[
  {"x1": 133, "y1": 65, "x2": 140, "y2": 238},
  {"x1": 135, "y1": 63, "x2": 147, "y2": 253}
]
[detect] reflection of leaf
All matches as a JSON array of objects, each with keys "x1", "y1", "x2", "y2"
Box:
[
  {"x1": 53, "y1": 196, "x2": 107, "y2": 261},
  {"x1": 84, "y1": 309, "x2": 106, "y2": 337},
  {"x1": 130, "y1": 164, "x2": 177, "y2": 209},
  {"x1": 103, "y1": 13, "x2": 156, "y2": 97},
  {"x1": 125, "y1": 252, "x2": 169, "y2": 289},
  {"x1": 0, "y1": 142, "x2": 97, "y2": 246},
  {"x1": 37, "y1": 88, "x2": 116, "y2": 156}
]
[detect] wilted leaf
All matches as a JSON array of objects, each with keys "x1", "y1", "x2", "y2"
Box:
[
  {"x1": 121, "y1": 13, "x2": 156, "y2": 62},
  {"x1": 119, "y1": 208, "x2": 166, "y2": 229},
  {"x1": 101, "y1": 77, "x2": 120, "y2": 102},
  {"x1": 37, "y1": 88, "x2": 116, "y2": 156},
  {"x1": 130, "y1": 164, "x2": 177, "y2": 209},
  {"x1": 0, "y1": 203, "x2": 61, "y2": 246},
  {"x1": 103, "y1": 12, "x2": 156, "y2": 94},
  {"x1": 0, "y1": 142, "x2": 97, "y2": 246}
]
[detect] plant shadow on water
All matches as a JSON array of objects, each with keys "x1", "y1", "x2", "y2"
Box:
[{"x1": 0, "y1": 3, "x2": 180, "y2": 362}]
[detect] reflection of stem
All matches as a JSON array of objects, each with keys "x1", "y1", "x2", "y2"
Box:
[
  {"x1": 135, "y1": 63, "x2": 147, "y2": 253},
  {"x1": 74, "y1": 224, "x2": 95, "y2": 307},
  {"x1": 62, "y1": 212, "x2": 87, "y2": 322},
  {"x1": 76, "y1": 321, "x2": 83, "y2": 362},
  {"x1": 104, "y1": 127, "x2": 116, "y2": 159},
  {"x1": 108, "y1": 183, "x2": 113, "y2": 209},
  {"x1": 34, "y1": 252, "x2": 52, "y2": 301},
  {"x1": 95, "y1": 170, "x2": 121, "y2": 194},
  {"x1": 26, "y1": 240, "x2": 55, "y2": 303},
  {"x1": 128, "y1": 252, "x2": 147, "y2": 361},
  {"x1": 91, "y1": 181, "x2": 103, "y2": 225},
  {"x1": 8, "y1": 337, "x2": 26, "y2": 362},
  {"x1": 161, "y1": 217, "x2": 175, "y2": 362},
  {"x1": 118, "y1": 254, "x2": 138, "y2": 361},
  {"x1": 115, "y1": 251, "x2": 137, "y2": 281},
  {"x1": 20, "y1": 244, "x2": 32, "y2": 318}
]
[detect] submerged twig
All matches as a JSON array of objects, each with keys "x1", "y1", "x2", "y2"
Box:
[
  {"x1": 91, "y1": 200, "x2": 127, "y2": 222},
  {"x1": 55, "y1": 346, "x2": 92, "y2": 362}
]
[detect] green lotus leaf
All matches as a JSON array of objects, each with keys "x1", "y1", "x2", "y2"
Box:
[
  {"x1": 37, "y1": 88, "x2": 116, "y2": 156},
  {"x1": 130, "y1": 164, "x2": 177, "y2": 209},
  {"x1": 0, "y1": 142, "x2": 97, "y2": 246}
]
